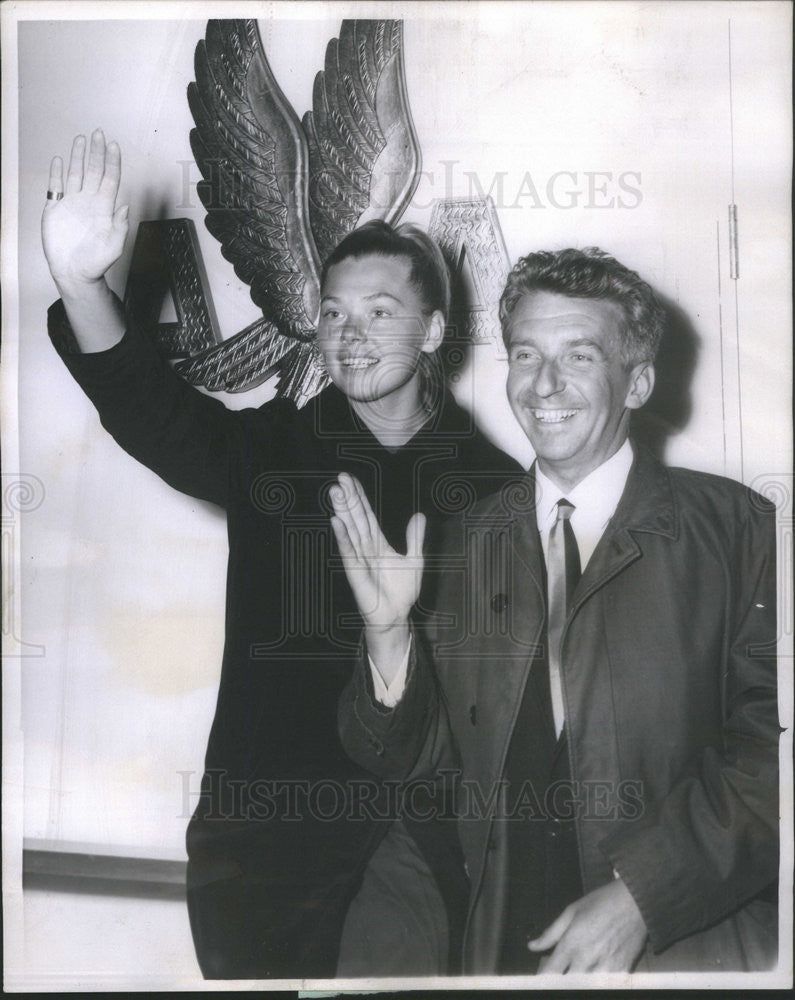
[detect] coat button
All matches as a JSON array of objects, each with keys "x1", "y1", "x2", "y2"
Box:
[
  {"x1": 469, "y1": 704, "x2": 477, "y2": 725},
  {"x1": 491, "y1": 593, "x2": 509, "y2": 613}
]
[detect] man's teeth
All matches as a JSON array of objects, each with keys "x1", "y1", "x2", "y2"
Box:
[
  {"x1": 342, "y1": 357, "x2": 378, "y2": 369},
  {"x1": 532, "y1": 409, "x2": 577, "y2": 423}
]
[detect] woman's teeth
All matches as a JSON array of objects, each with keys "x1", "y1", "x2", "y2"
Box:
[{"x1": 342, "y1": 357, "x2": 378, "y2": 369}]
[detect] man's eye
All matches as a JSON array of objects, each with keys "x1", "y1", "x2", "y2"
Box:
[
  {"x1": 570, "y1": 353, "x2": 593, "y2": 363},
  {"x1": 372, "y1": 308, "x2": 391, "y2": 319}
]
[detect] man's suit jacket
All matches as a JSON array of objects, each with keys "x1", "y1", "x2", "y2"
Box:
[{"x1": 339, "y1": 446, "x2": 779, "y2": 973}]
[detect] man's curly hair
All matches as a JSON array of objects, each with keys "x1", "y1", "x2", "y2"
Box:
[{"x1": 499, "y1": 247, "x2": 666, "y2": 367}]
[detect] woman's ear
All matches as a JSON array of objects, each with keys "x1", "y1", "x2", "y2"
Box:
[{"x1": 421, "y1": 310, "x2": 445, "y2": 355}]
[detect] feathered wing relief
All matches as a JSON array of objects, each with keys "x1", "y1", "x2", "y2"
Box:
[
  {"x1": 279, "y1": 20, "x2": 421, "y2": 406},
  {"x1": 178, "y1": 17, "x2": 420, "y2": 406},
  {"x1": 188, "y1": 19, "x2": 319, "y2": 336},
  {"x1": 173, "y1": 314, "x2": 298, "y2": 394},
  {"x1": 303, "y1": 20, "x2": 420, "y2": 264}
]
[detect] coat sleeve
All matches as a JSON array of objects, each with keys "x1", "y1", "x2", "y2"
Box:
[
  {"x1": 599, "y1": 495, "x2": 780, "y2": 953},
  {"x1": 337, "y1": 629, "x2": 459, "y2": 781},
  {"x1": 48, "y1": 299, "x2": 286, "y2": 508}
]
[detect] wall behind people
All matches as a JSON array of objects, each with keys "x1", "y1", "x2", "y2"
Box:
[{"x1": 12, "y1": 6, "x2": 790, "y2": 861}]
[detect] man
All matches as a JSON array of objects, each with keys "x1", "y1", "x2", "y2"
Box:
[
  {"x1": 331, "y1": 247, "x2": 779, "y2": 973},
  {"x1": 41, "y1": 130, "x2": 521, "y2": 977}
]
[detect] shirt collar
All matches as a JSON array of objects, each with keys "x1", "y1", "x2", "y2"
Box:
[{"x1": 534, "y1": 438, "x2": 634, "y2": 535}]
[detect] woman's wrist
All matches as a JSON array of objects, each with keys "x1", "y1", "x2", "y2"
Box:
[{"x1": 55, "y1": 274, "x2": 109, "y2": 304}]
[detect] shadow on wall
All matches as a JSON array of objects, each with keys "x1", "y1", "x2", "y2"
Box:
[{"x1": 632, "y1": 295, "x2": 700, "y2": 461}]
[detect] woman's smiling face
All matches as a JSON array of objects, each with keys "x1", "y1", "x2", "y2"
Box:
[{"x1": 316, "y1": 254, "x2": 441, "y2": 406}]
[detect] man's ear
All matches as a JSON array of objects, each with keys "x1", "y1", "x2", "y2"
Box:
[
  {"x1": 625, "y1": 362, "x2": 655, "y2": 410},
  {"x1": 420, "y1": 310, "x2": 445, "y2": 355}
]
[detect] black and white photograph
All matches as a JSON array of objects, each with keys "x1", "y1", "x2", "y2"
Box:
[{"x1": 1, "y1": 0, "x2": 791, "y2": 990}]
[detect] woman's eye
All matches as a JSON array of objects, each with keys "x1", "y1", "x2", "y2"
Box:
[
  {"x1": 372, "y1": 308, "x2": 390, "y2": 319},
  {"x1": 322, "y1": 309, "x2": 341, "y2": 320}
]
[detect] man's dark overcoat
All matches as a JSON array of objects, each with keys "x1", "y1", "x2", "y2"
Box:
[{"x1": 340, "y1": 446, "x2": 779, "y2": 972}]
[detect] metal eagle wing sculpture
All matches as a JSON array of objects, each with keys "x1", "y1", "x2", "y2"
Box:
[{"x1": 176, "y1": 18, "x2": 420, "y2": 407}]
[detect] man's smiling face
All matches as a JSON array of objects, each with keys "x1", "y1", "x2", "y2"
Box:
[
  {"x1": 316, "y1": 254, "x2": 440, "y2": 405},
  {"x1": 506, "y1": 291, "x2": 653, "y2": 489}
]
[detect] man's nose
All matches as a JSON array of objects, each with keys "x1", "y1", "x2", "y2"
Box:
[{"x1": 533, "y1": 358, "x2": 564, "y2": 397}]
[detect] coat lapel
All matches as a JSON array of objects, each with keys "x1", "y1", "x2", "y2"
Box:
[{"x1": 570, "y1": 446, "x2": 678, "y2": 615}]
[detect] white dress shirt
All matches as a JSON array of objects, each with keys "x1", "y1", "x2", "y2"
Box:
[
  {"x1": 370, "y1": 643, "x2": 412, "y2": 707},
  {"x1": 536, "y1": 439, "x2": 633, "y2": 735},
  {"x1": 534, "y1": 438, "x2": 633, "y2": 571},
  {"x1": 370, "y1": 439, "x2": 635, "y2": 707}
]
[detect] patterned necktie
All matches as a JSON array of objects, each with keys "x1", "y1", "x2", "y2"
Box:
[{"x1": 547, "y1": 499, "x2": 581, "y2": 737}]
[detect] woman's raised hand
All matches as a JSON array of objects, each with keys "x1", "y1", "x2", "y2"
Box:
[
  {"x1": 42, "y1": 129, "x2": 129, "y2": 293},
  {"x1": 330, "y1": 472, "x2": 425, "y2": 681}
]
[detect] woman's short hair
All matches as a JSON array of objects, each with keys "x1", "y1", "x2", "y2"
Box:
[{"x1": 320, "y1": 220, "x2": 451, "y2": 322}]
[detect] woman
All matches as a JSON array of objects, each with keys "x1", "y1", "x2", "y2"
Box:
[{"x1": 42, "y1": 129, "x2": 522, "y2": 978}]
